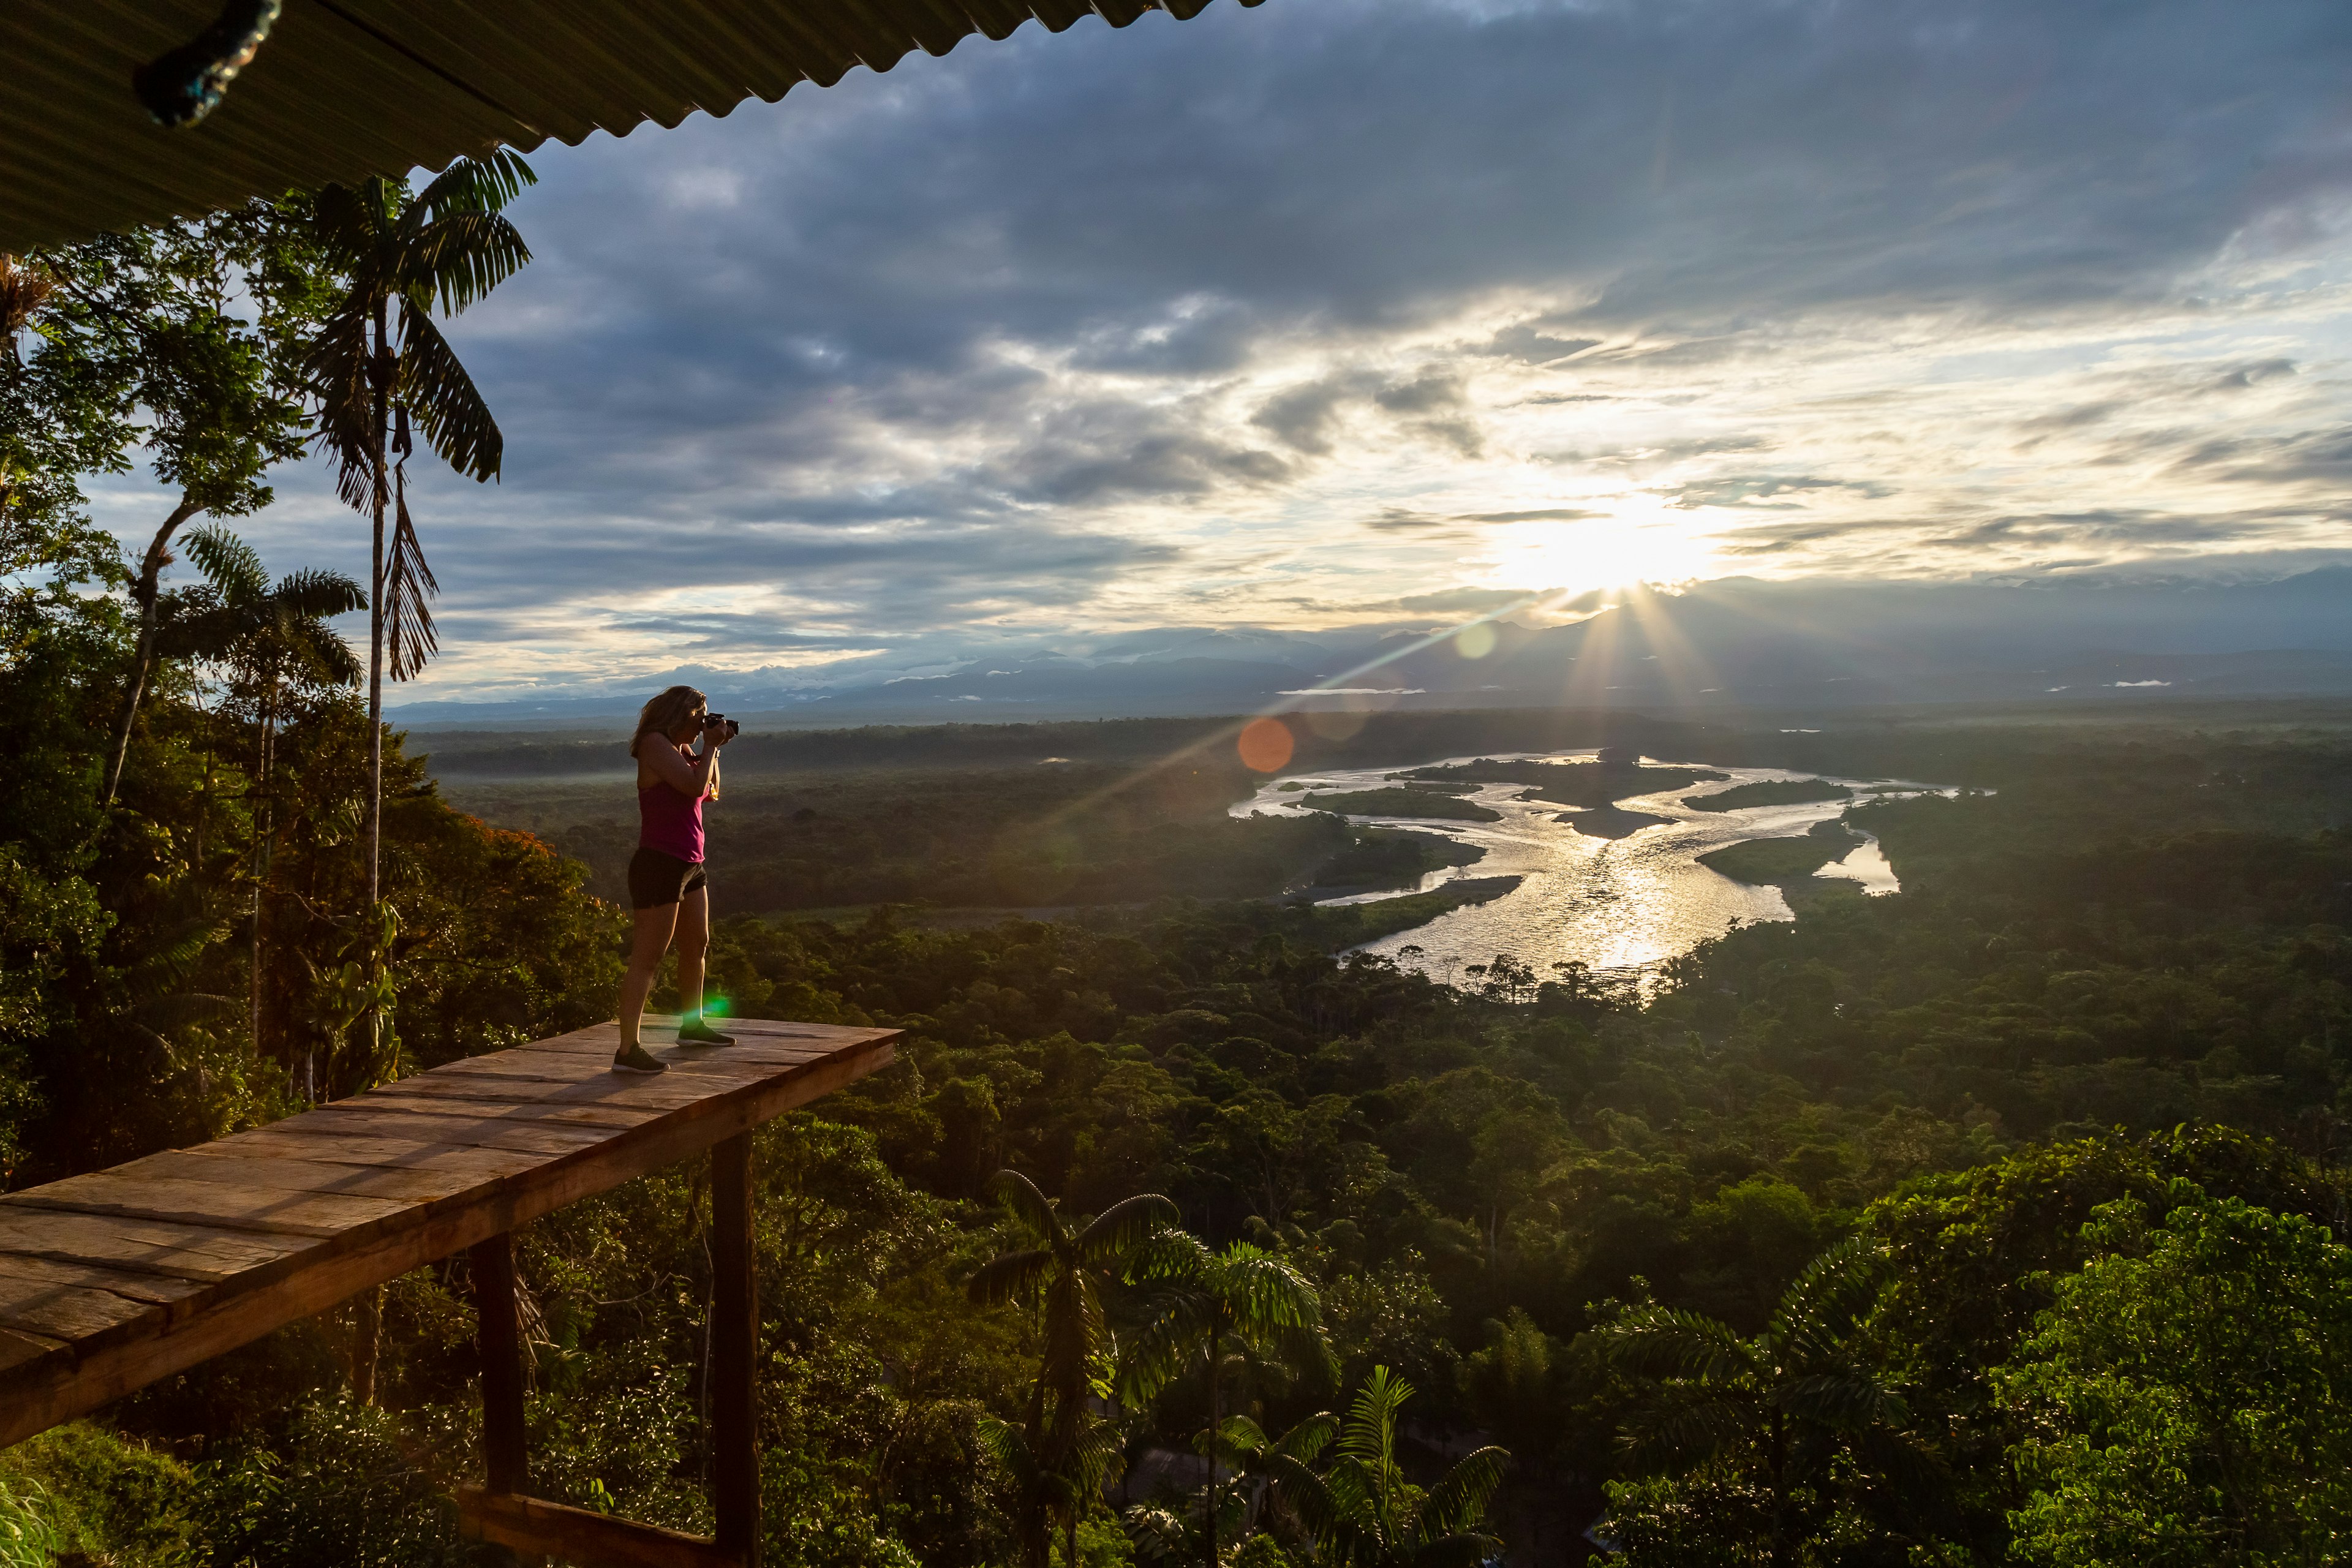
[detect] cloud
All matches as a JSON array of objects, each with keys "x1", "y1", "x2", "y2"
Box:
[{"x1": 80, "y1": 0, "x2": 2352, "y2": 697}]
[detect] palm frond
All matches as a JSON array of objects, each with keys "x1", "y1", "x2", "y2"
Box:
[
  {"x1": 1615, "y1": 1390, "x2": 1753, "y2": 1471},
  {"x1": 384, "y1": 457, "x2": 438, "y2": 682},
  {"x1": 395, "y1": 305, "x2": 503, "y2": 481},
  {"x1": 301, "y1": 297, "x2": 378, "y2": 509},
  {"x1": 1417, "y1": 1447, "x2": 1508, "y2": 1539},
  {"x1": 183, "y1": 524, "x2": 266, "y2": 600},
  {"x1": 1341, "y1": 1367, "x2": 1411, "y2": 1474},
  {"x1": 273, "y1": 567, "x2": 366, "y2": 621},
  {"x1": 1776, "y1": 1369, "x2": 1910, "y2": 1433},
  {"x1": 284, "y1": 616, "x2": 363, "y2": 687},
  {"x1": 411, "y1": 149, "x2": 536, "y2": 223},
  {"x1": 1269, "y1": 1411, "x2": 1336, "y2": 1466},
  {"x1": 1128, "y1": 1226, "x2": 1211, "y2": 1284},
  {"x1": 1604, "y1": 1306, "x2": 1758, "y2": 1385},
  {"x1": 127, "y1": 920, "x2": 229, "y2": 993},
  {"x1": 1209, "y1": 1414, "x2": 1268, "y2": 1461},
  {"x1": 1117, "y1": 1301, "x2": 1208, "y2": 1406},
  {"x1": 306, "y1": 180, "x2": 392, "y2": 266},
  {"x1": 983, "y1": 1169, "x2": 1063, "y2": 1246},
  {"x1": 967, "y1": 1248, "x2": 1053, "y2": 1307},
  {"x1": 1075, "y1": 1192, "x2": 1179, "y2": 1266},
  {"x1": 401, "y1": 211, "x2": 532, "y2": 316},
  {"x1": 1265, "y1": 1452, "x2": 1339, "y2": 1544},
  {"x1": 1768, "y1": 1235, "x2": 1888, "y2": 1364}
]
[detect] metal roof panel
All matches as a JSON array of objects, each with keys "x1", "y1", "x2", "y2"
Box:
[{"x1": 0, "y1": 0, "x2": 1261, "y2": 251}]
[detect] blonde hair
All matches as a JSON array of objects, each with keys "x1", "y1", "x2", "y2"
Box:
[{"x1": 630, "y1": 685, "x2": 707, "y2": 758}]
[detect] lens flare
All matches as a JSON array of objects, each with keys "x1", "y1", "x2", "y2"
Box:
[{"x1": 1237, "y1": 717, "x2": 1295, "y2": 772}]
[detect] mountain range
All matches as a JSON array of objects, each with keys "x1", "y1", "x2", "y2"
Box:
[{"x1": 394, "y1": 570, "x2": 2352, "y2": 728}]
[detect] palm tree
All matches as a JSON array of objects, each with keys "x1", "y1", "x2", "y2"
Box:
[
  {"x1": 970, "y1": 1170, "x2": 1179, "y2": 1568},
  {"x1": 1272, "y1": 1367, "x2": 1507, "y2": 1568},
  {"x1": 1125, "y1": 1411, "x2": 1338, "y2": 1566},
  {"x1": 155, "y1": 525, "x2": 361, "y2": 1075},
  {"x1": 1599, "y1": 1236, "x2": 1920, "y2": 1567},
  {"x1": 301, "y1": 150, "x2": 532, "y2": 979},
  {"x1": 1124, "y1": 1237, "x2": 1336, "y2": 1568}
]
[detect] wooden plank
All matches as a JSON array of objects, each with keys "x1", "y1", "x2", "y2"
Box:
[
  {"x1": 0, "y1": 1254, "x2": 209, "y2": 1352},
  {"x1": 458, "y1": 1488, "x2": 740, "y2": 1568},
  {"x1": 472, "y1": 1233, "x2": 527, "y2": 1496},
  {"x1": 200, "y1": 1130, "x2": 567, "y2": 1181},
  {"x1": 250, "y1": 1104, "x2": 631, "y2": 1151},
  {"x1": 1, "y1": 1170, "x2": 419, "y2": 1239},
  {"x1": 0, "y1": 1325, "x2": 69, "y2": 1382},
  {"x1": 0, "y1": 1210, "x2": 311, "y2": 1282},
  {"x1": 441, "y1": 1043, "x2": 834, "y2": 1080},
  {"x1": 0, "y1": 1251, "x2": 208, "y2": 1308},
  {"x1": 0, "y1": 1027, "x2": 899, "y2": 1449},
  {"x1": 225, "y1": 1115, "x2": 620, "y2": 1163},
  {"x1": 710, "y1": 1134, "x2": 758, "y2": 1566},
  {"x1": 135, "y1": 1149, "x2": 510, "y2": 1206}
]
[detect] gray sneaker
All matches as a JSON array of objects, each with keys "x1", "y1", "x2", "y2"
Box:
[
  {"x1": 677, "y1": 1019, "x2": 736, "y2": 1046},
  {"x1": 612, "y1": 1041, "x2": 668, "y2": 1075}
]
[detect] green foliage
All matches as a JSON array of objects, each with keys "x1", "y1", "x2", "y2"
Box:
[
  {"x1": 1683, "y1": 778, "x2": 1850, "y2": 813},
  {"x1": 1398, "y1": 759, "x2": 1728, "y2": 806},
  {"x1": 0, "y1": 1424, "x2": 201, "y2": 1567},
  {"x1": 1696, "y1": 827, "x2": 1863, "y2": 888},
  {"x1": 194, "y1": 1398, "x2": 469, "y2": 1568},
  {"x1": 1300, "y1": 790, "x2": 1502, "y2": 823},
  {"x1": 1271, "y1": 1367, "x2": 1506, "y2": 1568},
  {"x1": 1998, "y1": 1186, "x2": 2352, "y2": 1564}
]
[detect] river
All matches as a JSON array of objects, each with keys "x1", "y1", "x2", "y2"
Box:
[{"x1": 1231, "y1": 750, "x2": 1951, "y2": 989}]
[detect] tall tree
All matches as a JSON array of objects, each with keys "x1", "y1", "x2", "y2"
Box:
[
  {"x1": 1997, "y1": 1186, "x2": 2352, "y2": 1565},
  {"x1": 1272, "y1": 1368, "x2": 1507, "y2": 1568},
  {"x1": 1125, "y1": 1237, "x2": 1336, "y2": 1568},
  {"x1": 1126, "y1": 1411, "x2": 1338, "y2": 1566},
  {"x1": 1600, "y1": 1236, "x2": 1936, "y2": 1567},
  {"x1": 10, "y1": 213, "x2": 320, "y2": 804},
  {"x1": 153, "y1": 526, "x2": 362, "y2": 1080},
  {"x1": 301, "y1": 151, "x2": 532, "y2": 1003},
  {"x1": 970, "y1": 1169, "x2": 1178, "y2": 1568}
]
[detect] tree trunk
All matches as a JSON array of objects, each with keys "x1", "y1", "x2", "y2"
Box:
[
  {"x1": 365, "y1": 298, "x2": 390, "y2": 1077},
  {"x1": 102, "y1": 496, "x2": 204, "y2": 803},
  {"x1": 250, "y1": 674, "x2": 278, "y2": 1061},
  {"x1": 353, "y1": 1283, "x2": 382, "y2": 1404},
  {"x1": 1206, "y1": 1321, "x2": 1219, "y2": 1568}
]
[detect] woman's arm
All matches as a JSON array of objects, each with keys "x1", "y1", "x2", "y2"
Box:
[{"x1": 641, "y1": 737, "x2": 718, "y2": 797}]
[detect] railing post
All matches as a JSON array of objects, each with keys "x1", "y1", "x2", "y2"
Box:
[
  {"x1": 470, "y1": 1231, "x2": 528, "y2": 1497},
  {"x1": 711, "y1": 1134, "x2": 759, "y2": 1567}
]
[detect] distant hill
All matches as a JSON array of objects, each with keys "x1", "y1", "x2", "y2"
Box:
[{"x1": 393, "y1": 568, "x2": 2352, "y2": 728}]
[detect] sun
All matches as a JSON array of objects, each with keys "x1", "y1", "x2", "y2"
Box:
[{"x1": 1484, "y1": 496, "x2": 1718, "y2": 598}]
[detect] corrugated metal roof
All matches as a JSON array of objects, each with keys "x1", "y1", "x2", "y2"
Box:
[{"x1": 1, "y1": 0, "x2": 1259, "y2": 252}]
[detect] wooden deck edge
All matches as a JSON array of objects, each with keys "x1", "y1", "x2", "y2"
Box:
[
  {"x1": 0, "y1": 1031, "x2": 897, "y2": 1450},
  {"x1": 458, "y1": 1488, "x2": 744, "y2": 1568}
]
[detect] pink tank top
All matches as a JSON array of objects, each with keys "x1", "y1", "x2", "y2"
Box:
[{"x1": 638, "y1": 774, "x2": 705, "y2": 863}]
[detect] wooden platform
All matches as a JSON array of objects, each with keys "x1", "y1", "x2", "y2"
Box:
[{"x1": 0, "y1": 1017, "x2": 897, "y2": 1451}]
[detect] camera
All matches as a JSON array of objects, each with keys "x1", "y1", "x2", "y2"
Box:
[{"x1": 704, "y1": 712, "x2": 741, "y2": 739}]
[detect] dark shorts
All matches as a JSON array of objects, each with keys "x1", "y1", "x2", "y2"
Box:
[{"x1": 628, "y1": 848, "x2": 709, "y2": 910}]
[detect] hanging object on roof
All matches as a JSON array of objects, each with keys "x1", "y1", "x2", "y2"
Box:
[
  {"x1": 1, "y1": 0, "x2": 1263, "y2": 254},
  {"x1": 132, "y1": 0, "x2": 283, "y2": 127}
]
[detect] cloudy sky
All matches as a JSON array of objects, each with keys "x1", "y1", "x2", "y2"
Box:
[{"x1": 97, "y1": 0, "x2": 2352, "y2": 699}]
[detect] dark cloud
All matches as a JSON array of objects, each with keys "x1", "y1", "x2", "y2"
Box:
[{"x1": 193, "y1": 0, "x2": 2352, "y2": 691}]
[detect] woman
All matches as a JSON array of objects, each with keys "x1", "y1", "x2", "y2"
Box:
[{"x1": 613, "y1": 685, "x2": 737, "y2": 1074}]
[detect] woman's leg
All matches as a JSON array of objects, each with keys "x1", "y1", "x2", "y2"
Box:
[
  {"x1": 618, "y1": 902, "x2": 680, "y2": 1047},
  {"x1": 674, "y1": 884, "x2": 711, "y2": 1023}
]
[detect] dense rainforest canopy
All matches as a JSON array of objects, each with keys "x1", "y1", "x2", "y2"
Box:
[{"x1": 6, "y1": 217, "x2": 2352, "y2": 1568}]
